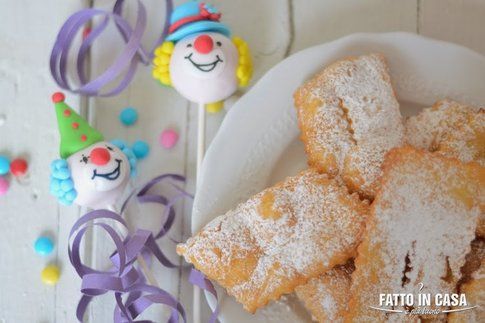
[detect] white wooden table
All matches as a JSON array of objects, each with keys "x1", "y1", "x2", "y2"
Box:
[{"x1": 0, "y1": 0, "x2": 484, "y2": 322}]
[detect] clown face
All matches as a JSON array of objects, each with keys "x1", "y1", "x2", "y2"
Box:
[
  {"x1": 67, "y1": 141, "x2": 130, "y2": 209},
  {"x1": 169, "y1": 32, "x2": 239, "y2": 104}
]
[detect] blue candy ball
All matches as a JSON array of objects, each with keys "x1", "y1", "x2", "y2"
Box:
[
  {"x1": 54, "y1": 159, "x2": 67, "y2": 170},
  {"x1": 59, "y1": 197, "x2": 72, "y2": 206},
  {"x1": 0, "y1": 155, "x2": 10, "y2": 175},
  {"x1": 60, "y1": 179, "x2": 74, "y2": 192},
  {"x1": 122, "y1": 148, "x2": 135, "y2": 160},
  {"x1": 53, "y1": 168, "x2": 71, "y2": 180},
  {"x1": 132, "y1": 140, "x2": 150, "y2": 159},
  {"x1": 119, "y1": 107, "x2": 138, "y2": 126},
  {"x1": 50, "y1": 177, "x2": 61, "y2": 191},
  {"x1": 64, "y1": 190, "x2": 77, "y2": 202},
  {"x1": 34, "y1": 237, "x2": 54, "y2": 256},
  {"x1": 111, "y1": 139, "x2": 126, "y2": 150}
]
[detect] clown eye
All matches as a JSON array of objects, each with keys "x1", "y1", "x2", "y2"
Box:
[
  {"x1": 106, "y1": 146, "x2": 113, "y2": 151},
  {"x1": 186, "y1": 43, "x2": 193, "y2": 48},
  {"x1": 80, "y1": 155, "x2": 89, "y2": 164},
  {"x1": 216, "y1": 41, "x2": 222, "y2": 47}
]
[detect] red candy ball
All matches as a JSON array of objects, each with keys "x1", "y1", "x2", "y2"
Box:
[
  {"x1": 52, "y1": 92, "x2": 65, "y2": 103},
  {"x1": 82, "y1": 27, "x2": 92, "y2": 40},
  {"x1": 90, "y1": 147, "x2": 111, "y2": 166},
  {"x1": 10, "y1": 158, "x2": 28, "y2": 177},
  {"x1": 194, "y1": 34, "x2": 214, "y2": 54}
]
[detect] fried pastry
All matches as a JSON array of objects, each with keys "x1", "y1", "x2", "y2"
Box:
[
  {"x1": 448, "y1": 260, "x2": 485, "y2": 322},
  {"x1": 177, "y1": 169, "x2": 369, "y2": 313},
  {"x1": 448, "y1": 239, "x2": 485, "y2": 323},
  {"x1": 294, "y1": 53, "x2": 404, "y2": 199},
  {"x1": 346, "y1": 147, "x2": 484, "y2": 322},
  {"x1": 295, "y1": 260, "x2": 354, "y2": 323},
  {"x1": 406, "y1": 100, "x2": 485, "y2": 237},
  {"x1": 405, "y1": 99, "x2": 485, "y2": 167}
]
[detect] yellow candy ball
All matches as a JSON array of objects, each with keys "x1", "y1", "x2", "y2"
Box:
[
  {"x1": 239, "y1": 55, "x2": 250, "y2": 66},
  {"x1": 237, "y1": 66, "x2": 249, "y2": 79},
  {"x1": 239, "y1": 43, "x2": 249, "y2": 56},
  {"x1": 232, "y1": 37, "x2": 243, "y2": 46},
  {"x1": 159, "y1": 74, "x2": 171, "y2": 85},
  {"x1": 157, "y1": 64, "x2": 169, "y2": 73},
  {"x1": 206, "y1": 101, "x2": 224, "y2": 113},
  {"x1": 152, "y1": 69, "x2": 161, "y2": 79},
  {"x1": 160, "y1": 41, "x2": 174, "y2": 54},
  {"x1": 240, "y1": 77, "x2": 250, "y2": 87},
  {"x1": 154, "y1": 46, "x2": 165, "y2": 56},
  {"x1": 41, "y1": 265, "x2": 60, "y2": 285},
  {"x1": 154, "y1": 54, "x2": 170, "y2": 66}
]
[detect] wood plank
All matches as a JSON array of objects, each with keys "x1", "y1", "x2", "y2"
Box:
[
  {"x1": 0, "y1": 0, "x2": 86, "y2": 322},
  {"x1": 419, "y1": 0, "x2": 485, "y2": 55},
  {"x1": 290, "y1": 0, "x2": 418, "y2": 54}
]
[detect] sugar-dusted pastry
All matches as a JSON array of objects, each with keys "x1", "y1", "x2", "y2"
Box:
[
  {"x1": 295, "y1": 260, "x2": 354, "y2": 323},
  {"x1": 449, "y1": 261, "x2": 484, "y2": 322},
  {"x1": 405, "y1": 99, "x2": 485, "y2": 167},
  {"x1": 294, "y1": 53, "x2": 404, "y2": 199},
  {"x1": 406, "y1": 100, "x2": 485, "y2": 237},
  {"x1": 448, "y1": 239, "x2": 485, "y2": 323},
  {"x1": 346, "y1": 147, "x2": 484, "y2": 322},
  {"x1": 177, "y1": 170, "x2": 369, "y2": 313}
]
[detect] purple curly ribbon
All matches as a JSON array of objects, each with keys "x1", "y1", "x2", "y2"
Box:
[
  {"x1": 189, "y1": 269, "x2": 220, "y2": 323},
  {"x1": 68, "y1": 173, "x2": 219, "y2": 322},
  {"x1": 50, "y1": 0, "x2": 173, "y2": 96}
]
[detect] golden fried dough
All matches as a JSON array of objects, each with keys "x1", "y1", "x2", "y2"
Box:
[
  {"x1": 294, "y1": 53, "x2": 404, "y2": 199},
  {"x1": 405, "y1": 99, "x2": 484, "y2": 167},
  {"x1": 448, "y1": 260, "x2": 485, "y2": 323},
  {"x1": 406, "y1": 99, "x2": 485, "y2": 237},
  {"x1": 346, "y1": 147, "x2": 484, "y2": 322},
  {"x1": 177, "y1": 170, "x2": 369, "y2": 313},
  {"x1": 448, "y1": 239, "x2": 485, "y2": 323},
  {"x1": 295, "y1": 260, "x2": 354, "y2": 323}
]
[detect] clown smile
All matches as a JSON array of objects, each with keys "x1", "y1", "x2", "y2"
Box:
[
  {"x1": 184, "y1": 53, "x2": 223, "y2": 72},
  {"x1": 91, "y1": 159, "x2": 122, "y2": 181}
]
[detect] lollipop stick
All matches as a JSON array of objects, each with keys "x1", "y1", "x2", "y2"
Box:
[
  {"x1": 197, "y1": 102, "x2": 206, "y2": 176},
  {"x1": 107, "y1": 204, "x2": 160, "y2": 287},
  {"x1": 193, "y1": 102, "x2": 205, "y2": 323}
]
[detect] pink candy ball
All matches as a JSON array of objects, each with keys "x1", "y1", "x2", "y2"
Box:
[
  {"x1": 159, "y1": 129, "x2": 179, "y2": 149},
  {"x1": 0, "y1": 176, "x2": 9, "y2": 196}
]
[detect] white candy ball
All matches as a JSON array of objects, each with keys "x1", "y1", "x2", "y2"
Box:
[{"x1": 169, "y1": 32, "x2": 239, "y2": 104}]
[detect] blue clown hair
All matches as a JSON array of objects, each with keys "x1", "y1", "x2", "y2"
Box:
[
  {"x1": 111, "y1": 139, "x2": 138, "y2": 178},
  {"x1": 49, "y1": 159, "x2": 77, "y2": 206}
]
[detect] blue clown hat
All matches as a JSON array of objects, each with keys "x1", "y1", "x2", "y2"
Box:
[{"x1": 166, "y1": 1, "x2": 231, "y2": 42}]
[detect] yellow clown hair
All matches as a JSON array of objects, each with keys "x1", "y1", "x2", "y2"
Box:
[
  {"x1": 152, "y1": 41, "x2": 174, "y2": 86},
  {"x1": 232, "y1": 36, "x2": 253, "y2": 87}
]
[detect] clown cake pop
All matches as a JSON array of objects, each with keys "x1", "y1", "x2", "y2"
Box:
[
  {"x1": 49, "y1": 92, "x2": 136, "y2": 209},
  {"x1": 152, "y1": 1, "x2": 253, "y2": 113}
]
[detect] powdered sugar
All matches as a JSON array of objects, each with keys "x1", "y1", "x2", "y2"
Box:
[
  {"x1": 405, "y1": 99, "x2": 485, "y2": 166},
  {"x1": 177, "y1": 170, "x2": 369, "y2": 312},
  {"x1": 295, "y1": 53, "x2": 404, "y2": 198},
  {"x1": 295, "y1": 261, "x2": 354, "y2": 323},
  {"x1": 348, "y1": 147, "x2": 483, "y2": 322}
]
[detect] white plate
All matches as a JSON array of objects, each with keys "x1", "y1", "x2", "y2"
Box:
[{"x1": 192, "y1": 32, "x2": 485, "y2": 322}]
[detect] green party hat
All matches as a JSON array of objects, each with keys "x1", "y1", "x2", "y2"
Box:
[{"x1": 51, "y1": 92, "x2": 104, "y2": 159}]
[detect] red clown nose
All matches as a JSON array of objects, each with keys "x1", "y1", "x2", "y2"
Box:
[
  {"x1": 194, "y1": 34, "x2": 213, "y2": 54},
  {"x1": 90, "y1": 147, "x2": 110, "y2": 166}
]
